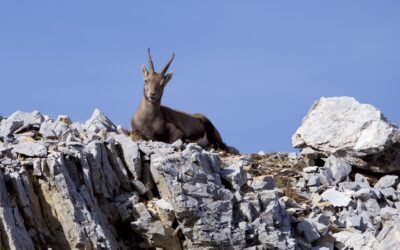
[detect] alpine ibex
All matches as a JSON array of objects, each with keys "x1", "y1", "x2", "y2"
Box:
[{"x1": 132, "y1": 49, "x2": 237, "y2": 153}]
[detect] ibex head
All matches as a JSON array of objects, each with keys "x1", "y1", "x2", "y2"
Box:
[{"x1": 141, "y1": 49, "x2": 175, "y2": 103}]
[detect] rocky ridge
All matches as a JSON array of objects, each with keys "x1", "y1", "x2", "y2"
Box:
[{"x1": 0, "y1": 96, "x2": 400, "y2": 249}]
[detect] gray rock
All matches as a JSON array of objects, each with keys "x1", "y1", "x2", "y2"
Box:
[
  {"x1": 321, "y1": 188, "x2": 352, "y2": 207},
  {"x1": 318, "y1": 168, "x2": 334, "y2": 186},
  {"x1": 353, "y1": 188, "x2": 377, "y2": 201},
  {"x1": 310, "y1": 214, "x2": 330, "y2": 235},
  {"x1": 297, "y1": 219, "x2": 320, "y2": 243},
  {"x1": 39, "y1": 120, "x2": 57, "y2": 139},
  {"x1": 131, "y1": 203, "x2": 181, "y2": 249},
  {"x1": 365, "y1": 199, "x2": 381, "y2": 217},
  {"x1": 12, "y1": 141, "x2": 47, "y2": 157},
  {"x1": 132, "y1": 180, "x2": 148, "y2": 195},
  {"x1": 155, "y1": 199, "x2": 176, "y2": 227},
  {"x1": 346, "y1": 215, "x2": 363, "y2": 229},
  {"x1": 111, "y1": 134, "x2": 142, "y2": 180},
  {"x1": 292, "y1": 97, "x2": 400, "y2": 173},
  {"x1": 113, "y1": 193, "x2": 139, "y2": 222},
  {"x1": 380, "y1": 187, "x2": 398, "y2": 200},
  {"x1": 85, "y1": 108, "x2": 117, "y2": 133},
  {"x1": 239, "y1": 201, "x2": 258, "y2": 222},
  {"x1": 307, "y1": 175, "x2": 321, "y2": 187},
  {"x1": 374, "y1": 175, "x2": 399, "y2": 189},
  {"x1": 0, "y1": 170, "x2": 35, "y2": 249},
  {"x1": 0, "y1": 119, "x2": 23, "y2": 139},
  {"x1": 251, "y1": 175, "x2": 275, "y2": 190},
  {"x1": 324, "y1": 156, "x2": 352, "y2": 183},
  {"x1": 222, "y1": 162, "x2": 248, "y2": 190},
  {"x1": 171, "y1": 139, "x2": 183, "y2": 150},
  {"x1": 0, "y1": 111, "x2": 44, "y2": 139},
  {"x1": 355, "y1": 173, "x2": 370, "y2": 187},
  {"x1": 333, "y1": 231, "x2": 377, "y2": 250},
  {"x1": 303, "y1": 166, "x2": 319, "y2": 173},
  {"x1": 373, "y1": 222, "x2": 400, "y2": 250},
  {"x1": 311, "y1": 245, "x2": 332, "y2": 250},
  {"x1": 338, "y1": 182, "x2": 361, "y2": 191}
]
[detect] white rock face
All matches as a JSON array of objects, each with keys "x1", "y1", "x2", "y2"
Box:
[
  {"x1": 321, "y1": 188, "x2": 352, "y2": 207},
  {"x1": 292, "y1": 97, "x2": 400, "y2": 173},
  {"x1": 12, "y1": 141, "x2": 47, "y2": 157}
]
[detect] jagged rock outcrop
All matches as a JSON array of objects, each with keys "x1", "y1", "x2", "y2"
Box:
[
  {"x1": 0, "y1": 110, "x2": 294, "y2": 249},
  {"x1": 1, "y1": 97, "x2": 400, "y2": 250},
  {"x1": 292, "y1": 96, "x2": 400, "y2": 173}
]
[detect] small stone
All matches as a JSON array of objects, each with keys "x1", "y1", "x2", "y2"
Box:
[
  {"x1": 39, "y1": 120, "x2": 57, "y2": 139},
  {"x1": 32, "y1": 158, "x2": 43, "y2": 176},
  {"x1": 318, "y1": 168, "x2": 334, "y2": 186},
  {"x1": 321, "y1": 188, "x2": 352, "y2": 207},
  {"x1": 311, "y1": 193, "x2": 322, "y2": 205},
  {"x1": 85, "y1": 109, "x2": 117, "y2": 133},
  {"x1": 324, "y1": 156, "x2": 351, "y2": 184},
  {"x1": 380, "y1": 187, "x2": 398, "y2": 201},
  {"x1": 338, "y1": 182, "x2": 361, "y2": 191},
  {"x1": 288, "y1": 152, "x2": 298, "y2": 159},
  {"x1": 303, "y1": 166, "x2": 319, "y2": 173},
  {"x1": 296, "y1": 179, "x2": 306, "y2": 189},
  {"x1": 185, "y1": 143, "x2": 202, "y2": 152},
  {"x1": 250, "y1": 175, "x2": 274, "y2": 190},
  {"x1": 346, "y1": 215, "x2": 362, "y2": 229},
  {"x1": 374, "y1": 175, "x2": 399, "y2": 189},
  {"x1": 57, "y1": 115, "x2": 72, "y2": 125},
  {"x1": 155, "y1": 199, "x2": 175, "y2": 226},
  {"x1": 257, "y1": 151, "x2": 266, "y2": 156},
  {"x1": 297, "y1": 219, "x2": 320, "y2": 243},
  {"x1": 307, "y1": 175, "x2": 321, "y2": 187},
  {"x1": 354, "y1": 173, "x2": 370, "y2": 187},
  {"x1": 310, "y1": 214, "x2": 330, "y2": 235},
  {"x1": 222, "y1": 163, "x2": 248, "y2": 190},
  {"x1": 352, "y1": 188, "x2": 376, "y2": 201},
  {"x1": 171, "y1": 139, "x2": 183, "y2": 150},
  {"x1": 132, "y1": 180, "x2": 148, "y2": 195},
  {"x1": 238, "y1": 221, "x2": 248, "y2": 230}
]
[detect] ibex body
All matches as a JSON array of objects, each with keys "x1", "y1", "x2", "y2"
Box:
[{"x1": 132, "y1": 49, "x2": 233, "y2": 152}]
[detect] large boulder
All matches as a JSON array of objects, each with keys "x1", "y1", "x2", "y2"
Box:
[{"x1": 292, "y1": 97, "x2": 400, "y2": 173}]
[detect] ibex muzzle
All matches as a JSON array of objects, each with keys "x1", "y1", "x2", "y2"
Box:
[{"x1": 132, "y1": 49, "x2": 237, "y2": 153}]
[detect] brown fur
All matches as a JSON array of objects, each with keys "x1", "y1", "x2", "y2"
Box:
[{"x1": 131, "y1": 49, "x2": 229, "y2": 151}]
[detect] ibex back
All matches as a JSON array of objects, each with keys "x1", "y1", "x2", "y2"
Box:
[{"x1": 132, "y1": 49, "x2": 233, "y2": 152}]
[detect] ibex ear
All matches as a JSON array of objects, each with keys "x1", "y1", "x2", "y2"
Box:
[
  {"x1": 164, "y1": 72, "x2": 174, "y2": 84},
  {"x1": 141, "y1": 65, "x2": 149, "y2": 79}
]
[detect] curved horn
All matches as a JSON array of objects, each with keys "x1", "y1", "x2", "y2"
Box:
[
  {"x1": 161, "y1": 52, "x2": 175, "y2": 76},
  {"x1": 147, "y1": 48, "x2": 155, "y2": 73}
]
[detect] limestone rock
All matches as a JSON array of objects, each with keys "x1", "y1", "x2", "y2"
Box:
[
  {"x1": 292, "y1": 97, "x2": 400, "y2": 173},
  {"x1": 0, "y1": 111, "x2": 44, "y2": 139},
  {"x1": 12, "y1": 141, "x2": 47, "y2": 157},
  {"x1": 297, "y1": 219, "x2": 320, "y2": 243},
  {"x1": 321, "y1": 188, "x2": 352, "y2": 207},
  {"x1": 85, "y1": 108, "x2": 117, "y2": 133},
  {"x1": 324, "y1": 156, "x2": 352, "y2": 184},
  {"x1": 221, "y1": 162, "x2": 248, "y2": 190},
  {"x1": 374, "y1": 175, "x2": 399, "y2": 189}
]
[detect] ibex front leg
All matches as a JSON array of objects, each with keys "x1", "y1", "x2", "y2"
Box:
[{"x1": 166, "y1": 123, "x2": 184, "y2": 143}]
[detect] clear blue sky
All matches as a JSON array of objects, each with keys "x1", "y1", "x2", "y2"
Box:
[{"x1": 1, "y1": 1, "x2": 399, "y2": 153}]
